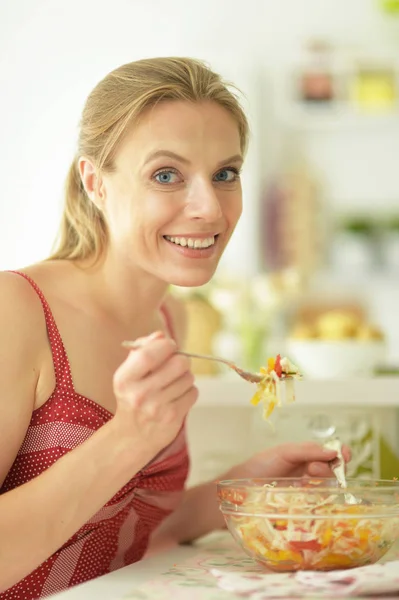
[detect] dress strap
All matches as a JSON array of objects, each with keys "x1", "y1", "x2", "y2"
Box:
[
  {"x1": 10, "y1": 271, "x2": 177, "y2": 386},
  {"x1": 9, "y1": 270, "x2": 74, "y2": 389}
]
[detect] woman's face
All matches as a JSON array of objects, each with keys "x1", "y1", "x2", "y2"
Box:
[{"x1": 95, "y1": 100, "x2": 243, "y2": 287}]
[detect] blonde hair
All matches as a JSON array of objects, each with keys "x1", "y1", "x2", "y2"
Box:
[{"x1": 50, "y1": 57, "x2": 249, "y2": 262}]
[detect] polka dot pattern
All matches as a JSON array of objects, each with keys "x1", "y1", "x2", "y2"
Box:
[{"x1": 0, "y1": 271, "x2": 189, "y2": 600}]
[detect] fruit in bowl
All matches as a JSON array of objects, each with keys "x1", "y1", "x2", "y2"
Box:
[
  {"x1": 217, "y1": 478, "x2": 399, "y2": 572},
  {"x1": 286, "y1": 339, "x2": 385, "y2": 378},
  {"x1": 287, "y1": 309, "x2": 386, "y2": 378},
  {"x1": 291, "y1": 309, "x2": 384, "y2": 342}
]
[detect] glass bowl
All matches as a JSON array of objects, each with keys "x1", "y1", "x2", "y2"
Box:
[{"x1": 217, "y1": 477, "x2": 399, "y2": 572}]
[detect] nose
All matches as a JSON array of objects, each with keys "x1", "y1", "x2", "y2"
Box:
[{"x1": 184, "y1": 177, "x2": 223, "y2": 222}]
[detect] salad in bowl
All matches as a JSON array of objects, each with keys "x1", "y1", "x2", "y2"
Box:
[{"x1": 217, "y1": 477, "x2": 399, "y2": 572}]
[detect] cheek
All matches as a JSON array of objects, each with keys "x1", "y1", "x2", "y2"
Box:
[
  {"x1": 107, "y1": 202, "x2": 136, "y2": 238},
  {"x1": 105, "y1": 189, "x2": 163, "y2": 237},
  {"x1": 225, "y1": 193, "x2": 243, "y2": 226},
  {"x1": 103, "y1": 184, "x2": 133, "y2": 227},
  {"x1": 146, "y1": 191, "x2": 183, "y2": 227}
]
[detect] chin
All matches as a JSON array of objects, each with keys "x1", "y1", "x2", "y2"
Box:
[{"x1": 164, "y1": 266, "x2": 217, "y2": 288}]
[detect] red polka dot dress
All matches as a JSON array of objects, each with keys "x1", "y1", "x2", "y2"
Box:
[{"x1": 0, "y1": 272, "x2": 189, "y2": 599}]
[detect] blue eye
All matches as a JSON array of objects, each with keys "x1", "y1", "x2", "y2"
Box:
[
  {"x1": 154, "y1": 170, "x2": 180, "y2": 184},
  {"x1": 214, "y1": 168, "x2": 239, "y2": 182}
]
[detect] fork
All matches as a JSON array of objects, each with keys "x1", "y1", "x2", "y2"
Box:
[
  {"x1": 176, "y1": 351, "x2": 265, "y2": 383},
  {"x1": 122, "y1": 342, "x2": 290, "y2": 384},
  {"x1": 323, "y1": 437, "x2": 361, "y2": 505},
  {"x1": 175, "y1": 351, "x2": 298, "y2": 384}
]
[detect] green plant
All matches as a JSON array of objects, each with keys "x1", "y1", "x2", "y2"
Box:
[
  {"x1": 379, "y1": 0, "x2": 399, "y2": 15},
  {"x1": 340, "y1": 218, "x2": 375, "y2": 235}
]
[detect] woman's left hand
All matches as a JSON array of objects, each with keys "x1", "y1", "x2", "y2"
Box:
[
  {"x1": 224, "y1": 441, "x2": 351, "y2": 480},
  {"x1": 150, "y1": 441, "x2": 351, "y2": 548}
]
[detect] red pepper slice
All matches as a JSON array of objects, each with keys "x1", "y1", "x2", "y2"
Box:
[
  {"x1": 217, "y1": 489, "x2": 247, "y2": 505},
  {"x1": 274, "y1": 354, "x2": 282, "y2": 378},
  {"x1": 289, "y1": 540, "x2": 322, "y2": 552}
]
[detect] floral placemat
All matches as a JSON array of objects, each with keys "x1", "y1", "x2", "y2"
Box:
[
  {"x1": 124, "y1": 534, "x2": 399, "y2": 600},
  {"x1": 124, "y1": 535, "x2": 261, "y2": 599}
]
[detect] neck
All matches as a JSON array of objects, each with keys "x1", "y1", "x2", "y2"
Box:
[{"x1": 74, "y1": 248, "x2": 169, "y2": 331}]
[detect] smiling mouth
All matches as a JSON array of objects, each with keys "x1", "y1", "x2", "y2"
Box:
[{"x1": 163, "y1": 235, "x2": 218, "y2": 249}]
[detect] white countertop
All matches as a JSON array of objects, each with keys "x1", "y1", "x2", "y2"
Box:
[
  {"x1": 48, "y1": 531, "x2": 399, "y2": 600},
  {"x1": 195, "y1": 375, "x2": 399, "y2": 407},
  {"x1": 49, "y1": 534, "x2": 227, "y2": 600},
  {"x1": 46, "y1": 376, "x2": 399, "y2": 599}
]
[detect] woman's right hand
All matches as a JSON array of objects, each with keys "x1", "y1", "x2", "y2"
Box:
[{"x1": 112, "y1": 331, "x2": 197, "y2": 458}]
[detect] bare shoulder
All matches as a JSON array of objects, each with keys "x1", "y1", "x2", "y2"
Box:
[
  {"x1": 0, "y1": 270, "x2": 46, "y2": 334},
  {"x1": 0, "y1": 268, "x2": 47, "y2": 392},
  {"x1": 162, "y1": 292, "x2": 187, "y2": 347},
  {"x1": 0, "y1": 271, "x2": 46, "y2": 486}
]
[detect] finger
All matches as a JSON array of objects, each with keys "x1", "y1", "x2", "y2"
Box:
[
  {"x1": 165, "y1": 385, "x2": 199, "y2": 423},
  {"x1": 121, "y1": 331, "x2": 165, "y2": 350},
  {"x1": 142, "y1": 371, "x2": 195, "y2": 416},
  {"x1": 114, "y1": 336, "x2": 176, "y2": 392},
  {"x1": 342, "y1": 445, "x2": 352, "y2": 463},
  {"x1": 244, "y1": 443, "x2": 337, "y2": 479},
  {"x1": 145, "y1": 353, "x2": 192, "y2": 392},
  {"x1": 143, "y1": 381, "x2": 198, "y2": 422},
  {"x1": 280, "y1": 442, "x2": 337, "y2": 466},
  {"x1": 307, "y1": 461, "x2": 336, "y2": 477}
]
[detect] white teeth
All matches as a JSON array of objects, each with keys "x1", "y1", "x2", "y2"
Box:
[{"x1": 165, "y1": 235, "x2": 215, "y2": 249}]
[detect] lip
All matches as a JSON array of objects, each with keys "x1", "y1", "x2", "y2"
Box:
[{"x1": 163, "y1": 233, "x2": 220, "y2": 239}]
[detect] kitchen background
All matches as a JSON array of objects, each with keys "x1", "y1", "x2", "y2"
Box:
[{"x1": 1, "y1": 0, "x2": 399, "y2": 481}]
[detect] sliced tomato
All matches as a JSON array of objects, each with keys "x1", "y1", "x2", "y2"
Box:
[
  {"x1": 217, "y1": 489, "x2": 247, "y2": 505},
  {"x1": 274, "y1": 354, "x2": 282, "y2": 377},
  {"x1": 289, "y1": 539, "x2": 322, "y2": 552}
]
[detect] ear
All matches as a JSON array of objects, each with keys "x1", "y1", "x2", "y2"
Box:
[{"x1": 78, "y1": 157, "x2": 106, "y2": 210}]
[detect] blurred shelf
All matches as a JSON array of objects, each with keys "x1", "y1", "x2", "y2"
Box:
[
  {"x1": 278, "y1": 104, "x2": 399, "y2": 132},
  {"x1": 313, "y1": 268, "x2": 399, "y2": 288},
  {"x1": 195, "y1": 375, "x2": 399, "y2": 407}
]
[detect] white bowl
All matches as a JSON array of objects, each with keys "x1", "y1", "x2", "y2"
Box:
[{"x1": 286, "y1": 339, "x2": 386, "y2": 379}]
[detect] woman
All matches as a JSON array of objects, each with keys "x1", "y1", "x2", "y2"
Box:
[{"x1": 0, "y1": 57, "x2": 348, "y2": 598}]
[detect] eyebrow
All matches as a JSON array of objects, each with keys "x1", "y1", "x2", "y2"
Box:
[{"x1": 143, "y1": 150, "x2": 244, "y2": 168}]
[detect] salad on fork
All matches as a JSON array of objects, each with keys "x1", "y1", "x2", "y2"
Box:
[{"x1": 250, "y1": 354, "x2": 302, "y2": 420}]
